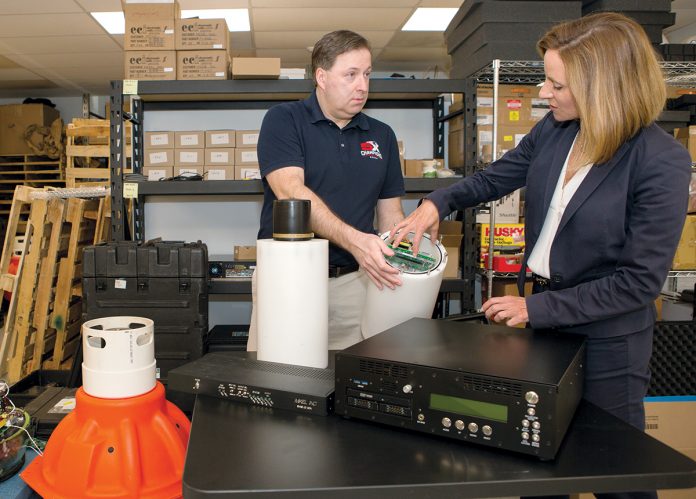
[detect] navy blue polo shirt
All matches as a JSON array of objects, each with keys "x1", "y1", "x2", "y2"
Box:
[{"x1": 257, "y1": 90, "x2": 405, "y2": 267}]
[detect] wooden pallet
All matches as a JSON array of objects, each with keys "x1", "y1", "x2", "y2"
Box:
[
  {"x1": 7, "y1": 197, "x2": 66, "y2": 381},
  {"x1": 0, "y1": 186, "x2": 36, "y2": 376},
  {"x1": 0, "y1": 187, "x2": 112, "y2": 382},
  {"x1": 45, "y1": 197, "x2": 99, "y2": 369},
  {"x1": 65, "y1": 118, "x2": 131, "y2": 188}
]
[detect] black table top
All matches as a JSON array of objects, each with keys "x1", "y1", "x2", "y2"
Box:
[{"x1": 183, "y1": 397, "x2": 696, "y2": 498}]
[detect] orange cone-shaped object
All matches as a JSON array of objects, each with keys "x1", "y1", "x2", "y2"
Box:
[{"x1": 21, "y1": 382, "x2": 190, "y2": 499}]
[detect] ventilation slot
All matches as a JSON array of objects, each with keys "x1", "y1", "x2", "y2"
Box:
[
  {"x1": 460, "y1": 375, "x2": 522, "y2": 398},
  {"x1": 359, "y1": 360, "x2": 408, "y2": 379}
]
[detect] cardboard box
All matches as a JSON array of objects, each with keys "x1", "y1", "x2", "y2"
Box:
[
  {"x1": 235, "y1": 147, "x2": 258, "y2": 165},
  {"x1": 477, "y1": 124, "x2": 532, "y2": 161},
  {"x1": 145, "y1": 131, "x2": 174, "y2": 149},
  {"x1": 124, "y1": 2, "x2": 178, "y2": 51},
  {"x1": 204, "y1": 165, "x2": 234, "y2": 180},
  {"x1": 490, "y1": 279, "x2": 532, "y2": 298},
  {"x1": 645, "y1": 399, "x2": 696, "y2": 450},
  {"x1": 235, "y1": 165, "x2": 261, "y2": 180},
  {"x1": 205, "y1": 148, "x2": 235, "y2": 166},
  {"x1": 175, "y1": 131, "x2": 204, "y2": 149},
  {"x1": 0, "y1": 104, "x2": 61, "y2": 155},
  {"x1": 176, "y1": 18, "x2": 228, "y2": 50},
  {"x1": 403, "y1": 159, "x2": 444, "y2": 178},
  {"x1": 235, "y1": 130, "x2": 260, "y2": 147},
  {"x1": 231, "y1": 58, "x2": 281, "y2": 79},
  {"x1": 144, "y1": 149, "x2": 174, "y2": 167},
  {"x1": 124, "y1": 51, "x2": 176, "y2": 80},
  {"x1": 672, "y1": 214, "x2": 696, "y2": 269},
  {"x1": 476, "y1": 190, "x2": 521, "y2": 224},
  {"x1": 174, "y1": 149, "x2": 204, "y2": 166},
  {"x1": 439, "y1": 220, "x2": 463, "y2": 279},
  {"x1": 143, "y1": 166, "x2": 173, "y2": 181},
  {"x1": 124, "y1": 2, "x2": 178, "y2": 48},
  {"x1": 177, "y1": 50, "x2": 229, "y2": 80},
  {"x1": 234, "y1": 245, "x2": 257, "y2": 261},
  {"x1": 175, "y1": 165, "x2": 204, "y2": 176},
  {"x1": 674, "y1": 126, "x2": 696, "y2": 163},
  {"x1": 205, "y1": 130, "x2": 235, "y2": 148}
]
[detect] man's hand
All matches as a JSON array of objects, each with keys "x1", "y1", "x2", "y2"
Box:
[
  {"x1": 348, "y1": 232, "x2": 401, "y2": 290},
  {"x1": 481, "y1": 296, "x2": 529, "y2": 327},
  {"x1": 389, "y1": 199, "x2": 440, "y2": 255}
]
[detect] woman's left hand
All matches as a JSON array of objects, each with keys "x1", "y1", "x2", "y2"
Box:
[{"x1": 481, "y1": 296, "x2": 529, "y2": 327}]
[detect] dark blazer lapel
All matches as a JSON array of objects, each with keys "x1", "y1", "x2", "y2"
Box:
[
  {"x1": 542, "y1": 121, "x2": 579, "y2": 213},
  {"x1": 556, "y1": 139, "x2": 632, "y2": 235}
]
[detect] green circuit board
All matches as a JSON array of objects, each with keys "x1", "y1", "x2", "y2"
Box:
[{"x1": 386, "y1": 240, "x2": 438, "y2": 273}]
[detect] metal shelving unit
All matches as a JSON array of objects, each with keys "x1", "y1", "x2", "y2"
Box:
[
  {"x1": 109, "y1": 78, "x2": 477, "y2": 305},
  {"x1": 470, "y1": 60, "x2": 696, "y2": 300}
]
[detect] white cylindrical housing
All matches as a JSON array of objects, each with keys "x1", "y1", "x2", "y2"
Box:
[
  {"x1": 361, "y1": 232, "x2": 448, "y2": 338},
  {"x1": 257, "y1": 238, "x2": 329, "y2": 368},
  {"x1": 82, "y1": 316, "x2": 156, "y2": 398}
]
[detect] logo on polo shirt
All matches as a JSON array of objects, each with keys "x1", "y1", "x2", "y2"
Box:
[{"x1": 360, "y1": 141, "x2": 382, "y2": 160}]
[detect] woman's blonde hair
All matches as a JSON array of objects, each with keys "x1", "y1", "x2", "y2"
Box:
[{"x1": 537, "y1": 12, "x2": 666, "y2": 165}]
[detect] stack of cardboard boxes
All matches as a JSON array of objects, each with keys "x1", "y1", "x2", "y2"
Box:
[
  {"x1": 124, "y1": 1, "x2": 230, "y2": 80},
  {"x1": 142, "y1": 129, "x2": 260, "y2": 180}
]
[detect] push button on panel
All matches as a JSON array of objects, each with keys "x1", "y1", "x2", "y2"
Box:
[
  {"x1": 467, "y1": 422, "x2": 479, "y2": 433},
  {"x1": 442, "y1": 417, "x2": 452, "y2": 428},
  {"x1": 482, "y1": 425, "x2": 492, "y2": 437},
  {"x1": 525, "y1": 391, "x2": 539, "y2": 404},
  {"x1": 455, "y1": 420, "x2": 465, "y2": 431}
]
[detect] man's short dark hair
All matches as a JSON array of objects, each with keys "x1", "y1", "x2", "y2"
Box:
[{"x1": 311, "y1": 30, "x2": 371, "y2": 85}]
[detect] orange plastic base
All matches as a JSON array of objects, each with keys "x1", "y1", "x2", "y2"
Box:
[{"x1": 21, "y1": 382, "x2": 190, "y2": 499}]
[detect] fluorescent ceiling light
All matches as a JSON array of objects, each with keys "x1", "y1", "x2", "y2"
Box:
[
  {"x1": 91, "y1": 12, "x2": 125, "y2": 35},
  {"x1": 181, "y1": 9, "x2": 250, "y2": 32},
  {"x1": 402, "y1": 8, "x2": 458, "y2": 31}
]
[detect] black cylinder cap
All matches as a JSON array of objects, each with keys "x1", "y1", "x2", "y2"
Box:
[{"x1": 272, "y1": 199, "x2": 313, "y2": 241}]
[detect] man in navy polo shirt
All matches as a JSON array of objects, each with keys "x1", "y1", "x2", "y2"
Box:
[{"x1": 247, "y1": 30, "x2": 405, "y2": 351}]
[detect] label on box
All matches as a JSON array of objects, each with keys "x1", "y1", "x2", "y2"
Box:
[
  {"x1": 477, "y1": 96, "x2": 493, "y2": 108},
  {"x1": 210, "y1": 133, "x2": 230, "y2": 145},
  {"x1": 150, "y1": 133, "x2": 170, "y2": 146},
  {"x1": 115, "y1": 278, "x2": 127, "y2": 290},
  {"x1": 210, "y1": 151, "x2": 229, "y2": 163},
  {"x1": 179, "y1": 134, "x2": 200, "y2": 146},
  {"x1": 241, "y1": 150, "x2": 258, "y2": 162},
  {"x1": 505, "y1": 99, "x2": 522, "y2": 110},
  {"x1": 479, "y1": 130, "x2": 492, "y2": 144},
  {"x1": 179, "y1": 151, "x2": 199, "y2": 163},
  {"x1": 207, "y1": 169, "x2": 227, "y2": 180},
  {"x1": 240, "y1": 168, "x2": 261, "y2": 180},
  {"x1": 477, "y1": 114, "x2": 493, "y2": 126},
  {"x1": 146, "y1": 169, "x2": 167, "y2": 181},
  {"x1": 479, "y1": 223, "x2": 525, "y2": 247},
  {"x1": 241, "y1": 133, "x2": 259, "y2": 145},
  {"x1": 179, "y1": 168, "x2": 199, "y2": 175},
  {"x1": 148, "y1": 151, "x2": 168, "y2": 164},
  {"x1": 164, "y1": 67, "x2": 174, "y2": 72}
]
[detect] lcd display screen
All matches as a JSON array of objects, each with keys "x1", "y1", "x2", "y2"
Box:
[{"x1": 429, "y1": 393, "x2": 508, "y2": 423}]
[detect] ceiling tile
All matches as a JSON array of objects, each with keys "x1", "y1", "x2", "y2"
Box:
[
  {"x1": 0, "y1": 68, "x2": 45, "y2": 81},
  {"x1": 0, "y1": 54, "x2": 20, "y2": 69},
  {"x1": 252, "y1": 8, "x2": 412, "y2": 31},
  {"x1": 388, "y1": 31, "x2": 446, "y2": 48},
  {"x1": 0, "y1": 0, "x2": 82, "y2": 15},
  {"x1": 251, "y1": 0, "x2": 417, "y2": 6},
  {"x1": 0, "y1": 35, "x2": 122, "y2": 55},
  {"x1": 0, "y1": 13, "x2": 106, "y2": 37},
  {"x1": 255, "y1": 48, "x2": 311, "y2": 65},
  {"x1": 254, "y1": 30, "x2": 394, "y2": 49},
  {"x1": 12, "y1": 52, "x2": 123, "y2": 70},
  {"x1": 179, "y1": 0, "x2": 250, "y2": 8}
]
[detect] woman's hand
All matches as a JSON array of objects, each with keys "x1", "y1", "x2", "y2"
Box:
[{"x1": 481, "y1": 295, "x2": 529, "y2": 327}]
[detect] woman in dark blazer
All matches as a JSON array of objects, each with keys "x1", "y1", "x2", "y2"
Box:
[{"x1": 393, "y1": 12, "x2": 691, "y2": 499}]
